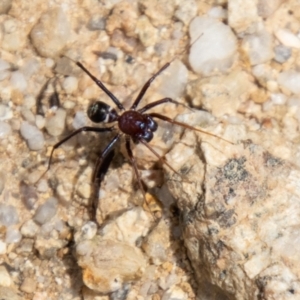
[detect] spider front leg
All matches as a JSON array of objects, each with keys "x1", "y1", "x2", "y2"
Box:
[
  {"x1": 130, "y1": 63, "x2": 171, "y2": 110},
  {"x1": 138, "y1": 97, "x2": 189, "y2": 114}
]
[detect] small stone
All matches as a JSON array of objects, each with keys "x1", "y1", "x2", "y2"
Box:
[
  {"x1": 87, "y1": 15, "x2": 106, "y2": 31},
  {"x1": 20, "y1": 219, "x2": 39, "y2": 238},
  {"x1": 75, "y1": 222, "x2": 97, "y2": 242},
  {"x1": 157, "y1": 59, "x2": 188, "y2": 99},
  {"x1": 275, "y1": 28, "x2": 300, "y2": 49},
  {"x1": 242, "y1": 30, "x2": 274, "y2": 65},
  {"x1": 20, "y1": 277, "x2": 36, "y2": 294},
  {"x1": 0, "y1": 59, "x2": 10, "y2": 81},
  {"x1": 62, "y1": 76, "x2": 78, "y2": 95},
  {"x1": 189, "y1": 16, "x2": 237, "y2": 76},
  {"x1": 45, "y1": 108, "x2": 66, "y2": 136},
  {"x1": 2, "y1": 17, "x2": 26, "y2": 51},
  {"x1": 0, "y1": 287, "x2": 21, "y2": 300},
  {"x1": 142, "y1": 219, "x2": 170, "y2": 265},
  {"x1": 0, "y1": 266, "x2": 11, "y2": 287},
  {"x1": 72, "y1": 111, "x2": 87, "y2": 129},
  {"x1": 19, "y1": 181, "x2": 38, "y2": 210},
  {"x1": 0, "y1": 104, "x2": 12, "y2": 121},
  {"x1": 228, "y1": 0, "x2": 259, "y2": 33},
  {"x1": 0, "y1": 242, "x2": 6, "y2": 255},
  {"x1": 162, "y1": 286, "x2": 188, "y2": 300},
  {"x1": 5, "y1": 228, "x2": 22, "y2": 244},
  {"x1": 76, "y1": 182, "x2": 92, "y2": 199},
  {"x1": 20, "y1": 122, "x2": 45, "y2": 151},
  {"x1": 0, "y1": 204, "x2": 19, "y2": 227},
  {"x1": 30, "y1": 8, "x2": 73, "y2": 58},
  {"x1": 23, "y1": 95, "x2": 36, "y2": 109},
  {"x1": 139, "y1": 0, "x2": 176, "y2": 27},
  {"x1": 100, "y1": 207, "x2": 151, "y2": 246},
  {"x1": 274, "y1": 45, "x2": 291, "y2": 63},
  {"x1": 278, "y1": 71, "x2": 300, "y2": 95},
  {"x1": 33, "y1": 197, "x2": 58, "y2": 225},
  {"x1": 76, "y1": 238, "x2": 146, "y2": 294},
  {"x1": 0, "y1": 121, "x2": 11, "y2": 139},
  {"x1": 207, "y1": 6, "x2": 227, "y2": 20},
  {"x1": 21, "y1": 108, "x2": 35, "y2": 123},
  {"x1": 35, "y1": 114, "x2": 45, "y2": 129}
]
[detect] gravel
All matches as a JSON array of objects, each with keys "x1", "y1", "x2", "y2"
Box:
[{"x1": 1, "y1": 0, "x2": 300, "y2": 299}]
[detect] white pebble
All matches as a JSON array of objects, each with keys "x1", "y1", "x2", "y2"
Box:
[
  {"x1": 0, "y1": 241, "x2": 6, "y2": 255},
  {"x1": 242, "y1": 30, "x2": 274, "y2": 65},
  {"x1": 72, "y1": 111, "x2": 87, "y2": 129},
  {"x1": 2, "y1": 17, "x2": 26, "y2": 52},
  {"x1": 45, "y1": 108, "x2": 66, "y2": 136},
  {"x1": 5, "y1": 228, "x2": 22, "y2": 244},
  {"x1": 270, "y1": 93, "x2": 287, "y2": 105},
  {"x1": 0, "y1": 204, "x2": 19, "y2": 226},
  {"x1": 208, "y1": 6, "x2": 227, "y2": 19},
  {"x1": 76, "y1": 182, "x2": 91, "y2": 199},
  {"x1": 21, "y1": 108, "x2": 35, "y2": 123},
  {"x1": 20, "y1": 121, "x2": 45, "y2": 151},
  {"x1": 20, "y1": 219, "x2": 39, "y2": 238},
  {"x1": 35, "y1": 114, "x2": 45, "y2": 129},
  {"x1": 162, "y1": 286, "x2": 188, "y2": 300},
  {"x1": 274, "y1": 45, "x2": 291, "y2": 63},
  {"x1": 278, "y1": 71, "x2": 300, "y2": 95},
  {"x1": 0, "y1": 266, "x2": 11, "y2": 287},
  {"x1": 45, "y1": 58, "x2": 55, "y2": 68},
  {"x1": 0, "y1": 121, "x2": 11, "y2": 139},
  {"x1": 62, "y1": 76, "x2": 78, "y2": 94},
  {"x1": 33, "y1": 197, "x2": 58, "y2": 225},
  {"x1": 21, "y1": 58, "x2": 40, "y2": 78},
  {"x1": 189, "y1": 16, "x2": 237, "y2": 76},
  {"x1": 275, "y1": 29, "x2": 300, "y2": 49},
  {"x1": 23, "y1": 95, "x2": 36, "y2": 109},
  {"x1": 36, "y1": 179, "x2": 48, "y2": 193},
  {"x1": 0, "y1": 59, "x2": 10, "y2": 81},
  {"x1": 27, "y1": 135, "x2": 45, "y2": 153},
  {"x1": 75, "y1": 222, "x2": 97, "y2": 242},
  {"x1": 158, "y1": 59, "x2": 188, "y2": 99},
  {"x1": 0, "y1": 58, "x2": 10, "y2": 71},
  {"x1": 30, "y1": 8, "x2": 73, "y2": 58},
  {"x1": 10, "y1": 71, "x2": 27, "y2": 92},
  {"x1": 0, "y1": 105, "x2": 12, "y2": 121}
]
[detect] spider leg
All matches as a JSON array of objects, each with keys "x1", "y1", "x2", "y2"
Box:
[
  {"x1": 138, "y1": 97, "x2": 192, "y2": 114},
  {"x1": 130, "y1": 63, "x2": 171, "y2": 110},
  {"x1": 38, "y1": 126, "x2": 114, "y2": 182},
  {"x1": 149, "y1": 113, "x2": 234, "y2": 144},
  {"x1": 125, "y1": 136, "x2": 146, "y2": 197},
  {"x1": 92, "y1": 133, "x2": 121, "y2": 222},
  {"x1": 67, "y1": 58, "x2": 124, "y2": 111},
  {"x1": 139, "y1": 139, "x2": 179, "y2": 174}
]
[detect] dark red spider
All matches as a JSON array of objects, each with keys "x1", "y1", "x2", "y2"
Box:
[{"x1": 42, "y1": 60, "x2": 229, "y2": 221}]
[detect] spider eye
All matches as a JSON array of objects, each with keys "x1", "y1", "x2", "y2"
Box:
[{"x1": 87, "y1": 101, "x2": 110, "y2": 123}]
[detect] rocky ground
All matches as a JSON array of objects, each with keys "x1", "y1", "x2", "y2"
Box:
[{"x1": 0, "y1": 0, "x2": 300, "y2": 299}]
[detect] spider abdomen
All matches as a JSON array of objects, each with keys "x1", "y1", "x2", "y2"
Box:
[{"x1": 118, "y1": 111, "x2": 157, "y2": 142}]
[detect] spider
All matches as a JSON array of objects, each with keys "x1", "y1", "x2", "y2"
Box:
[{"x1": 41, "y1": 59, "x2": 230, "y2": 221}]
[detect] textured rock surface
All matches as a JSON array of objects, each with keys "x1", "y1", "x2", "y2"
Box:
[
  {"x1": 1, "y1": 0, "x2": 300, "y2": 299},
  {"x1": 165, "y1": 132, "x2": 300, "y2": 299}
]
